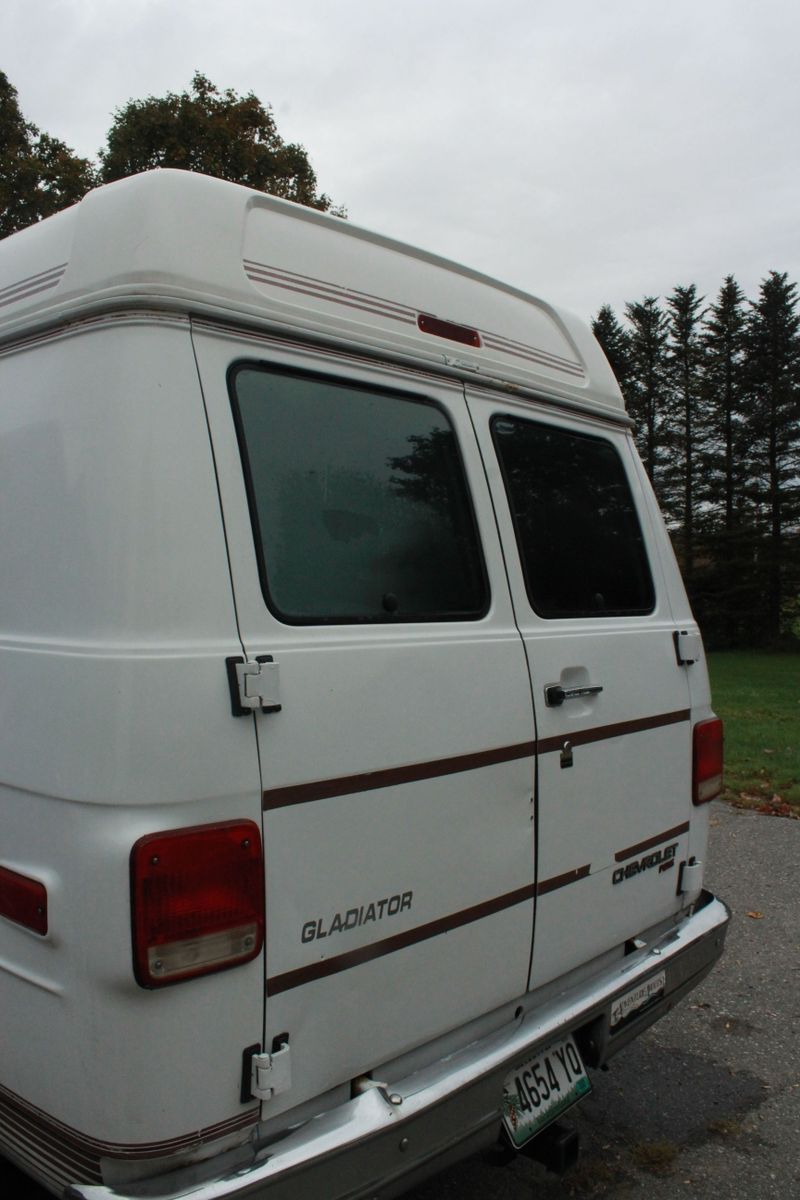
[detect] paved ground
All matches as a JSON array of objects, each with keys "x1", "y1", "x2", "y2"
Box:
[
  {"x1": 2, "y1": 802, "x2": 798, "y2": 1198},
  {"x1": 404, "y1": 802, "x2": 800, "y2": 1200}
]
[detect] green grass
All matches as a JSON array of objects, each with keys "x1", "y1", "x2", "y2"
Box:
[{"x1": 707, "y1": 651, "x2": 800, "y2": 816}]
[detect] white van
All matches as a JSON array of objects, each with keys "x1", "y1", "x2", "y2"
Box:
[{"x1": 0, "y1": 170, "x2": 728, "y2": 1200}]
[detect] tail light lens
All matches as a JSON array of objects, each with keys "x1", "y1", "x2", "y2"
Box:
[
  {"x1": 693, "y1": 717, "x2": 724, "y2": 805},
  {"x1": 0, "y1": 866, "x2": 48, "y2": 935},
  {"x1": 131, "y1": 820, "x2": 264, "y2": 988}
]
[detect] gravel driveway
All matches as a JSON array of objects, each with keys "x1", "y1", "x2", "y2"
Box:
[{"x1": 2, "y1": 802, "x2": 797, "y2": 1199}]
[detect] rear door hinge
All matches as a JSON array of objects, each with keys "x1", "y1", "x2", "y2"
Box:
[
  {"x1": 677, "y1": 858, "x2": 704, "y2": 896},
  {"x1": 244, "y1": 1040, "x2": 292, "y2": 1102},
  {"x1": 673, "y1": 630, "x2": 702, "y2": 666},
  {"x1": 226, "y1": 655, "x2": 281, "y2": 716}
]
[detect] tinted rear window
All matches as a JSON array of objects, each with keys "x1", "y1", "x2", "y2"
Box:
[
  {"x1": 231, "y1": 365, "x2": 488, "y2": 623},
  {"x1": 491, "y1": 415, "x2": 655, "y2": 618}
]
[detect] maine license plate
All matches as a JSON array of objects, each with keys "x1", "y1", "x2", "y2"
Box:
[{"x1": 502, "y1": 1035, "x2": 591, "y2": 1148}]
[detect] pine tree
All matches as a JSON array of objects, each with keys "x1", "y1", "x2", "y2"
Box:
[
  {"x1": 696, "y1": 277, "x2": 751, "y2": 644},
  {"x1": 663, "y1": 284, "x2": 706, "y2": 576},
  {"x1": 702, "y1": 278, "x2": 748, "y2": 530},
  {"x1": 741, "y1": 273, "x2": 800, "y2": 642},
  {"x1": 592, "y1": 305, "x2": 631, "y2": 393},
  {"x1": 623, "y1": 298, "x2": 669, "y2": 503}
]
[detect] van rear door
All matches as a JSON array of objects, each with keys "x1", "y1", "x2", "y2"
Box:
[
  {"x1": 466, "y1": 390, "x2": 695, "y2": 989},
  {"x1": 192, "y1": 327, "x2": 538, "y2": 1116}
]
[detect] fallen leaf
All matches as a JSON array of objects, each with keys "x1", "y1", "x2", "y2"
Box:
[{"x1": 746, "y1": 911, "x2": 764, "y2": 919}]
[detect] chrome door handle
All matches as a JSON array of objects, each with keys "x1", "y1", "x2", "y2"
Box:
[{"x1": 545, "y1": 683, "x2": 603, "y2": 707}]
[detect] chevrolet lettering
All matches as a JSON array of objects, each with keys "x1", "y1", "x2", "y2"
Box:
[{"x1": 613, "y1": 843, "x2": 679, "y2": 885}]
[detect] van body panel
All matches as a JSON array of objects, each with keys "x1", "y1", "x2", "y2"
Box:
[
  {"x1": 623, "y1": 444, "x2": 714, "y2": 877},
  {"x1": 464, "y1": 389, "x2": 698, "y2": 987},
  {"x1": 0, "y1": 172, "x2": 727, "y2": 1198},
  {"x1": 0, "y1": 318, "x2": 264, "y2": 1162},
  {"x1": 191, "y1": 326, "x2": 540, "y2": 1117},
  {"x1": 0, "y1": 319, "x2": 252, "y2": 805}
]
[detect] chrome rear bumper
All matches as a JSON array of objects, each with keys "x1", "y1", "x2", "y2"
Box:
[{"x1": 66, "y1": 891, "x2": 730, "y2": 1200}]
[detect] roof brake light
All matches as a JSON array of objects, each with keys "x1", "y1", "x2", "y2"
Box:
[{"x1": 417, "y1": 313, "x2": 481, "y2": 347}]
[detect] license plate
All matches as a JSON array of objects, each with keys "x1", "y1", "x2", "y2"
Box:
[
  {"x1": 502, "y1": 1035, "x2": 591, "y2": 1148},
  {"x1": 610, "y1": 970, "x2": 666, "y2": 1028}
]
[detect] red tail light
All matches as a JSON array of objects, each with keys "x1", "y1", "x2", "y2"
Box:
[
  {"x1": 0, "y1": 865, "x2": 48, "y2": 935},
  {"x1": 131, "y1": 820, "x2": 264, "y2": 988},
  {"x1": 693, "y1": 717, "x2": 724, "y2": 805}
]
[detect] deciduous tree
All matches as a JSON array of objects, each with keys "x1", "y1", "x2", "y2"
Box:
[
  {"x1": 0, "y1": 71, "x2": 95, "y2": 237},
  {"x1": 99, "y1": 72, "x2": 341, "y2": 213}
]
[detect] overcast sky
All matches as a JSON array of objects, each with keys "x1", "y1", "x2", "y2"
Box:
[{"x1": 3, "y1": 0, "x2": 798, "y2": 322}]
